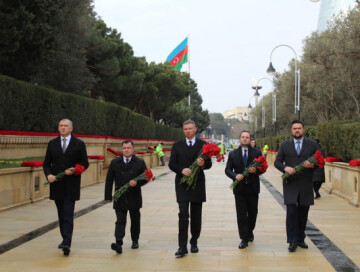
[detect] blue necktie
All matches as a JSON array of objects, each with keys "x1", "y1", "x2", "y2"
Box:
[
  {"x1": 296, "y1": 141, "x2": 301, "y2": 155},
  {"x1": 189, "y1": 140, "x2": 192, "y2": 147},
  {"x1": 243, "y1": 149, "x2": 248, "y2": 166}
]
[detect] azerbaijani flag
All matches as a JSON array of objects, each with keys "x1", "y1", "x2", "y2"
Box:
[{"x1": 166, "y1": 37, "x2": 188, "y2": 71}]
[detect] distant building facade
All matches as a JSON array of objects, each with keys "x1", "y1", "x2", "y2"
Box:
[
  {"x1": 223, "y1": 106, "x2": 250, "y2": 121},
  {"x1": 318, "y1": 0, "x2": 357, "y2": 32}
]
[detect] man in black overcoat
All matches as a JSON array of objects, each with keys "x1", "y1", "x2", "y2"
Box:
[
  {"x1": 274, "y1": 120, "x2": 319, "y2": 252},
  {"x1": 105, "y1": 140, "x2": 147, "y2": 254},
  {"x1": 225, "y1": 131, "x2": 262, "y2": 249},
  {"x1": 169, "y1": 120, "x2": 212, "y2": 258},
  {"x1": 43, "y1": 119, "x2": 89, "y2": 256}
]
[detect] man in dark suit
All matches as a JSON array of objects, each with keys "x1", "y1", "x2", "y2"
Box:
[
  {"x1": 274, "y1": 120, "x2": 319, "y2": 252},
  {"x1": 169, "y1": 120, "x2": 212, "y2": 258},
  {"x1": 225, "y1": 131, "x2": 262, "y2": 249},
  {"x1": 43, "y1": 119, "x2": 89, "y2": 256},
  {"x1": 105, "y1": 140, "x2": 148, "y2": 254}
]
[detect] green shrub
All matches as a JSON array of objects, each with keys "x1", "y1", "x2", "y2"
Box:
[{"x1": 0, "y1": 74, "x2": 183, "y2": 140}]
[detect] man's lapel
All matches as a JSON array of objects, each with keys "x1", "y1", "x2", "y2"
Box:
[
  {"x1": 64, "y1": 135, "x2": 75, "y2": 154},
  {"x1": 55, "y1": 136, "x2": 63, "y2": 154},
  {"x1": 289, "y1": 139, "x2": 298, "y2": 156},
  {"x1": 299, "y1": 138, "x2": 307, "y2": 157}
]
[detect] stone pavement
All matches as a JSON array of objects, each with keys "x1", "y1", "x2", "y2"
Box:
[{"x1": 0, "y1": 159, "x2": 359, "y2": 272}]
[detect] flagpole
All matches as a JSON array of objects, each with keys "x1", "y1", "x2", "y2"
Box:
[{"x1": 188, "y1": 34, "x2": 191, "y2": 106}]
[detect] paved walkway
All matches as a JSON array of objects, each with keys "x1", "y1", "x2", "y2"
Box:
[{"x1": 0, "y1": 160, "x2": 359, "y2": 272}]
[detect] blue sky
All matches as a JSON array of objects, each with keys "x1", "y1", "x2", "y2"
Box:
[{"x1": 94, "y1": 0, "x2": 321, "y2": 113}]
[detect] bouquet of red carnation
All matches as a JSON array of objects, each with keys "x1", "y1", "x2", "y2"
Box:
[
  {"x1": 349, "y1": 160, "x2": 360, "y2": 167},
  {"x1": 114, "y1": 169, "x2": 156, "y2": 202},
  {"x1": 282, "y1": 150, "x2": 325, "y2": 182},
  {"x1": 230, "y1": 156, "x2": 268, "y2": 190},
  {"x1": 180, "y1": 143, "x2": 221, "y2": 190},
  {"x1": 44, "y1": 164, "x2": 86, "y2": 185},
  {"x1": 326, "y1": 157, "x2": 342, "y2": 163},
  {"x1": 217, "y1": 155, "x2": 225, "y2": 162}
]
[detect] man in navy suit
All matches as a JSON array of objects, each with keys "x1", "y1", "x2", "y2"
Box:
[
  {"x1": 225, "y1": 131, "x2": 262, "y2": 249},
  {"x1": 43, "y1": 119, "x2": 89, "y2": 256},
  {"x1": 169, "y1": 120, "x2": 212, "y2": 258},
  {"x1": 275, "y1": 120, "x2": 319, "y2": 252}
]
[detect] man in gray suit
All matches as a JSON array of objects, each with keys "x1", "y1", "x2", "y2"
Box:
[{"x1": 274, "y1": 120, "x2": 319, "y2": 252}]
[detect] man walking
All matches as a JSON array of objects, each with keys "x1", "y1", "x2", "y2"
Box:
[
  {"x1": 225, "y1": 131, "x2": 262, "y2": 249},
  {"x1": 43, "y1": 119, "x2": 89, "y2": 256},
  {"x1": 169, "y1": 120, "x2": 212, "y2": 258},
  {"x1": 274, "y1": 120, "x2": 319, "y2": 252},
  {"x1": 105, "y1": 140, "x2": 148, "y2": 254}
]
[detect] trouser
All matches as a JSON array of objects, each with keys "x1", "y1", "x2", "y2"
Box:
[
  {"x1": 55, "y1": 193, "x2": 75, "y2": 247},
  {"x1": 234, "y1": 194, "x2": 259, "y2": 241},
  {"x1": 286, "y1": 204, "x2": 310, "y2": 243},
  {"x1": 178, "y1": 201, "x2": 202, "y2": 249},
  {"x1": 313, "y1": 182, "x2": 322, "y2": 195},
  {"x1": 160, "y1": 156, "x2": 165, "y2": 166},
  {"x1": 115, "y1": 209, "x2": 140, "y2": 245}
]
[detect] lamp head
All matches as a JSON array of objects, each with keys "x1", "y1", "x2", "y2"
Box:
[
  {"x1": 248, "y1": 103, "x2": 252, "y2": 109},
  {"x1": 267, "y1": 62, "x2": 276, "y2": 74}
]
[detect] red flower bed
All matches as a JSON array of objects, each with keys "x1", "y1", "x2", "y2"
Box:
[
  {"x1": 349, "y1": 160, "x2": 360, "y2": 167},
  {"x1": 88, "y1": 155, "x2": 105, "y2": 160},
  {"x1": 21, "y1": 161, "x2": 44, "y2": 168},
  {"x1": 106, "y1": 147, "x2": 122, "y2": 156},
  {"x1": 147, "y1": 151, "x2": 154, "y2": 154},
  {"x1": 137, "y1": 151, "x2": 146, "y2": 155},
  {"x1": 325, "y1": 157, "x2": 342, "y2": 163}
]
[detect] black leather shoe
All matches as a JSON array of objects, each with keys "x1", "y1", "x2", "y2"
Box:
[
  {"x1": 238, "y1": 240, "x2": 248, "y2": 249},
  {"x1": 62, "y1": 246, "x2": 70, "y2": 256},
  {"x1": 190, "y1": 245, "x2": 199, "y2": 253},
  {"x1": 175, "y1": 248, "x2": 188, "y2": 258},
  {"x1": 131, "y1": 241, "x2": 139, "y2": 249},
  {"x1": 297, "y1": 241, "x2": 308, "y2": 249},
  {"x1": 58, "y1": 243, "x2": 65, "y2": 249},
  {"x1": 249, "y1": 234, "x2": 254, "y2": 242},
  {"x1": 288, "y1": 242, "x2": 297, "y2": 252},
  {"x1": 315, "y1": 194, "x2": 321, "y2": 199},
  {"x1": 111, "y1": 243, "x2": 122, "y2": 254}
]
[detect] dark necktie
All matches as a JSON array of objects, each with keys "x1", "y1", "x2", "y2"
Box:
[
  {"x1": 189, "y1": 140, "x2": 192, "y2": 147},
  {"x1": 62, "y1": 138, "x2": 67, "y2": 154},
  {"x1": 126, "y1": 158, "x2": 129, "y2": 164},
  {"x1": 243, "y1": 149, "x2": 248, "y2": 166},
  {"x1": 296, "y1": 141, "x2": 301, "y2": 155}
]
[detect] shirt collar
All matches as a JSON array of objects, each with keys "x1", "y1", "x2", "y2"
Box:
[
  {"x1": 186, "y1": 137, "x2": 196, "y2": 145},
  {"x1": 123, "y1": 156, "x2": 132, "y2": 163},
  {"x1": 293, "y1": 137, "x2": 304, "y2": 144},
  {"x1": 61, "y1": 134, "x2": 71, "y2": 142}
]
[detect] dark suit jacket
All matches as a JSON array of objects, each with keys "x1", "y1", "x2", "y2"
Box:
[
  {"x1": 104, "y1": 155, "x2": 147, "y2": 210},
  {"x1": 274, "y1": 137, "x2": 319, "y2": 206},
  {"x1": 225, "y1": 146, "x2": 262, "y2": 195},
  {"x1": 43, "y1": 135, "x2": 89, "y2": 201},
  {"x1": 169, "y1": 138, "x2": 212, "y2": 203}
]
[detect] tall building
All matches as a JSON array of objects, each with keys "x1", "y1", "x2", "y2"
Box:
[{"x1": 318, "y1": 0, "x2": 357, "y2": 32}]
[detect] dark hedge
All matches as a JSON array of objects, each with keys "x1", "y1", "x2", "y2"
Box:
[{"x1": 0, "y1": 74, "x2": 183, "y2": 140}]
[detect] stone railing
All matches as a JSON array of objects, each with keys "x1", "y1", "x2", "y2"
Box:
[
  {"x1": 323, "y1": 162, "x2": 359, "y2": 207},
  {"x1": 0, "y1": 133, "x2": 174, "y2": 211},
  {"x1": 264, "y1": 151, "x2": 359, "y2": 207},
  {"x1": 0, "y1": 159, "x2": 104, "y2": 211}
]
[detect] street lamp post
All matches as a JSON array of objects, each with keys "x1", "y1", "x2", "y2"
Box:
[
  {"x1": 252, "y1": 77, "x2": 273, "y2": 138},
  {"x1": 267, "y1": 44, "x2": 300, "y2": 120},
  {"x1": 272, "y1": 93, "x2": 277, "y2": 136},
  {"x1": 207, "y1": 125, "x2": 212, "y2": 140}
]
